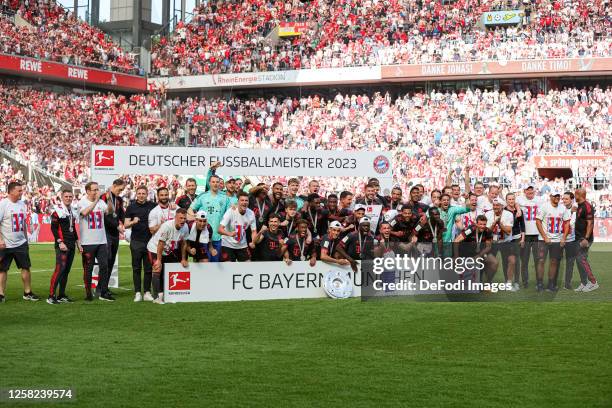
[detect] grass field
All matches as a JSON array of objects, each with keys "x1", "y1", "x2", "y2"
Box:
[{"x1": 1, "y1": 244, "x2": 611, "y2": 407}]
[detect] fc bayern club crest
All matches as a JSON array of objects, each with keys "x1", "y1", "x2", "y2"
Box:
[{"x1": 373, "y1": 155, "x2": 390, "y2": 174}]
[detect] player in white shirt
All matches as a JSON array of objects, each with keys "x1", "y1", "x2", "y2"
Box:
[
  {"x1": 218, "y1": 192, "x2": 258, "y2": 262},
  {"x1": 147, "y1": 208, "x2": 190, "y2": 304},
  {"x1": 477, "y1": 185, "x2": 505, "y2": 213},
  {"x1": 77, "y1": 181, "x2": 113, "y2": 301},
  {"x1": 561, "y1": 192, "x2": 578, "y2": 290},
  {"x1": 458, "y1": 193, "x2": 483, "y2": 231},
  {"x1": 149, "y1": 187, "x2": 176, "y2": 235},
  {"x1": 535, "y1": 189, "x2": 570, "y2": 292},
  {"x1": 516, "y1": 184, "x2": 546, "y2": 288},
  {"x1": 485, "y1": 199, "x2": 515, "y2": 288},
  {"x1": 0, "y1": 181, "x2": 39, "y2": 302}
]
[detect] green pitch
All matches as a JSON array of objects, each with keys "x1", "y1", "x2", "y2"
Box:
[{"x1": 1, "y1": 244, "x2": 611, "y2": 407}]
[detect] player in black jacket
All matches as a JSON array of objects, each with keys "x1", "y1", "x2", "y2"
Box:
[
  {"x1": 101, "y1": 178, "x2": 126, "y2": 295},
  {"x1": 284, "y1": 220, "x2": 317, "y2": 266},
  {"x1": 176, "y1": 178, "x2": 198, "y2": 209},
  {"x1": 48, "y1": 189, "x2": 81, "y2": 304}
]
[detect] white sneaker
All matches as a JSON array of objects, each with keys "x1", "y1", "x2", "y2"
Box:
[
  {"x1": 133, "y1": 292, "x2": 142, "y2": 302},
  {"x1": 574, "y1": 283, "x2": 586, "y2": 292},
  {"x1": 582, "y1": 281, "x2": 599, "y2": 292},
  {"x1": 511, "y1": 282, "x2": 520, "y2": 292},
  {"x1": 143, "y1": 292, "x2": 154, "y2": 301},
  {"x1": 153, "y1": 295, "x2": 165, "y2": 305}
]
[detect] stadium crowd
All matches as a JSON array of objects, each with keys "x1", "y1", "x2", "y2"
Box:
[
  {"x1": 0, "y1": 0, "x2": 141, "y2": 74},
  {"x1": 151, "y1": 0, "x2": 612, "y2": 76},
  {"x1": 1, "y1": 82, "x2": 610, "y2": 198}
]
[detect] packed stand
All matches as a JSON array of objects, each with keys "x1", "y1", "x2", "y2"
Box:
[
  {"x1": 151, "y1": 0, "x2": 612, "y2": 76},
  {"x1": 1, "y1": 81, "x2": 610, "y2": 193},
  {"x1": 0, "y1": 0, "x2": 141, "y2": 74},
  {"x1": 0, "y1": 83, "x2": 170, "y2": 182},
  {"x1": 175, "y1": 86, "x2": 612, "y2": 194}
]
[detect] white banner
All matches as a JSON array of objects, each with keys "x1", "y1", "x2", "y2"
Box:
[
  {"x1": 149, "y1": 66, "x2": 381, "y2": 90},
  {"x1": 164, "y1": 261, "x2": 361, "y2": 302},
  {"x1": 364, "y1": 205, "x2": 383, "y2": 228},
  {"x1": 91, "y1": 146, "x2": 393, "y2": 178},
  {"x1": 91, "y1": 256, "x2": 119, "y2": 289}
]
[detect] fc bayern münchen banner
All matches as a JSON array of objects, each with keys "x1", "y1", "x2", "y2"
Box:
[
  {"x1": 91, "y1": 146, "x2": 393, "y2": 178},
  {"x1": 163, "y1": 261, "x2": 362, "y2": 302}
]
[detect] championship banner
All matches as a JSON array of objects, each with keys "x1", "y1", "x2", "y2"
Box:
[
  {"x1": 91, "y1": 146, "x2": 393, "y2": 178},
  {"x1": 163, "y1": 261, "x2": 362, "y2": 303}
]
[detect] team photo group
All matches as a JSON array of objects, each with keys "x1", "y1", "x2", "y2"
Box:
[{"x1": 0, "y1": 160, "x2": 599, "y2": 304}]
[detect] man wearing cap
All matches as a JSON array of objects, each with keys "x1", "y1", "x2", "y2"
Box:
[
  {"x1": 188, "y1": 173, "x2": 229, "y2": 262},
  {"x1": 535, "y1": 189, "x2": 570, "y2": 292},
  {"x1": 516, "y1": 184, "x2": 546, "y2": 288},
  {"x1": 485, "y1": 198, "x2": 516, "y2": 289},
  {"x1": 319, "y1": 221, "x2": 351, "y2": 268},
  {"x1": 337, "y1": 217, "x2": 377, "y2": 272},
  {"x1": 186, "y1": 210, "x2": 216, "y2": 262}
]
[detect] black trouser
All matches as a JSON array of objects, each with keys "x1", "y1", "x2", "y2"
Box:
[
  {"x1": 106, "y1": 234, "x2": 120, "y2": 279},
  {"x1": 130, "y1": 240, "x2": 152, "y2": 293},
  {"x1": 563, "y1": 240, "x2": 578, "y2": 288},
  {"x1": 50, "y1": 245, "x2": 75, "y2": 298},
  {"x1": 520, "y1": 235, "x2": 539, "y2": 286},
  {"x1": 575, "y1": 244, "x2": 596, "y2": 285},
  {"x1": 149, "y1": 252, "x2": 179, "y2": 297},
  {"x1": 82, "y1": 244, "x2": 109, "y2": 295}
]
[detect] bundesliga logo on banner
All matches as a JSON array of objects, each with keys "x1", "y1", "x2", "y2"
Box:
[
  {"x1": 169, "y1": 272, "x2": 191, "y2": 291},
  {"x1": 94, "y1": 149, "x2": 115, "y2": 167}
]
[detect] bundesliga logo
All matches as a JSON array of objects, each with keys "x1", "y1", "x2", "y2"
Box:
[
  {"x1": 169, "y1": 272, "x2": 190, "y2": 290},
  {"x1": 94, "y1": 149, "x2": 115, "y2": 167},
  {"x1": 373, "y1": 155, "x2": 390, "y2": 174}
]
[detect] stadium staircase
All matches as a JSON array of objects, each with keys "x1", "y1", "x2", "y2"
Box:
[{"x1": 0, "y1": 147, "x2": 72, "y2": 190}]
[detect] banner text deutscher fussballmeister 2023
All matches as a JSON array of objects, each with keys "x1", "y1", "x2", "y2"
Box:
[{"x1": 91, "y1": 146, "x2": 393, "y2": 178}]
